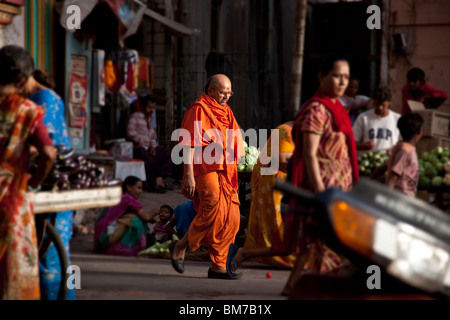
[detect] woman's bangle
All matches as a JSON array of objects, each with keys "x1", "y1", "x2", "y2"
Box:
[{"x1": 27, "y1": 185, "x2": 41, "y2": 193}]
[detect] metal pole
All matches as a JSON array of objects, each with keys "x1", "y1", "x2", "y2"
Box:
[
  {"x1": 288, "y1": 0, "x2": 307, "y2": 120},
  {"x1": 176, "y1": 0, "x2": 184, "y2": 128},
  {"x1": 165, "y1": 0, "x2": 175, "y2": 148}
]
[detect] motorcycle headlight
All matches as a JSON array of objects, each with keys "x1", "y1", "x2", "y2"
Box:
[
  {"x1": 329, "y1": 201, "x2": 450, "y2": 295},
  {"x1": 329, "y1": 201, "x2": 376, "y2": 257}
]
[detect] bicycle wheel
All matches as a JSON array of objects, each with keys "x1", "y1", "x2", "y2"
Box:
[{"x1": 44, "y1": 221, "x2": 70, "y2": 300}]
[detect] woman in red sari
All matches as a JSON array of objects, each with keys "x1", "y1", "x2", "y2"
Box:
[
  {"x1": 0, "y1": 45, "x2": 56, "y2": 300},
  {"x1": 279, "y1": 54, "x2": 359, "y2": 294},
  {"x1": 228, "y1": 55, "x2": 359, "y2": 296}
]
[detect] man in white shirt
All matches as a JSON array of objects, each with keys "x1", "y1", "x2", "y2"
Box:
[{"x1": 353, "y1": 85, "x2": 401, "y2": 153}]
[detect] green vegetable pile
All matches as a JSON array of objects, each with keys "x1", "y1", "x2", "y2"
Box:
[
  {"x1": 358, "y1": 150, "x2": 391, "y2": 176},
  {"x1": 237, "y1": 141, "x2": 260, "y2": 172},
  {"x1": 138, "y1": 234, "x2": 179, "y2": 256},
  {"x1": 419, "y1": 146, "x2": 450, "y2": 186}
]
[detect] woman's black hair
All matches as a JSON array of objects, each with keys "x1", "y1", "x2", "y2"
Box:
[
  {"x1": 122, "y1": 176, "x2": 142, "y2": 193},
  {"x1": 0, "y1": 45, "x2": 34, "y2": 86},
  {"x1": 32, "y1": 69, "x2": 55, "y2": 89},
  {"x1": 318, "y1": 53, "x2": 349, "y2": 76},
  {"x1": 160, "y1": 204, "x2": 174, "y2": 217}
]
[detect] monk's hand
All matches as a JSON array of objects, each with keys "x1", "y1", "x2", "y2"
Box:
[{"x1": 183, "y1": 175, "x2": 196, "y2": 198}]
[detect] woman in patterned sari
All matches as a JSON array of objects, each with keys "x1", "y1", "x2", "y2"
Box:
[
  {"x1": 0, "y1": 45, "x2": 56, "y2": 300},
  {"x1": 24, "y1": 69, "x2": 75, "y2": 300},
  {"x1": 228, "y1": 54, "x2": 359, "y2": 296},
  {"x1": 242, "y1": 122, "x2": 297, "y2": 269},
  {"x1": 280, "y1": 54, "x2": 359, "y2": 295}
]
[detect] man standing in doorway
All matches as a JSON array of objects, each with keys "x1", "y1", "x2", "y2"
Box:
[{"x1": 170, "y1": 74, "x2": 245, "y2": 279}]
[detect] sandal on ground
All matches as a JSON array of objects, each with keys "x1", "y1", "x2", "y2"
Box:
[{"x1": 208, "y1": 268, "x2": 242, "y2": 280}]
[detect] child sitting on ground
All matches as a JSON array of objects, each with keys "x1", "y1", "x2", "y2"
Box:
[
  {"x1": 385, "y1": 113, "x2": 424, "y2": 197},
  {"x1": 149, "y1": 205, "x2": 179, "y2": 243}
]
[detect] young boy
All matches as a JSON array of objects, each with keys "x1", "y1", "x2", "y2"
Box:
[
  {"x1": 353, "y1": 85, "x2": 401, "y2": 153},
  {"x1": 401, "y1": 67, "x2": 448, "y2": 114},
  {"x1": 385, "y1": 113, "x2": 424, "y2": 197}
]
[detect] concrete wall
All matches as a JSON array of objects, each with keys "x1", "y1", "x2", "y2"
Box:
[
  {"x1": 181, "y1": 0, "x2": 212, "y2": 109},
  {"x1": 387, "y1": 0, "x2": 450, "y2": 113},
  {"x1": 0, "y1": 9, "x2": 24, "y2": 48}
]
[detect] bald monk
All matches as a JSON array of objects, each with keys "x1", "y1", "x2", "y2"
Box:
[{"x1": 169, "y1": 74, "x2": 245, "y2": 279}]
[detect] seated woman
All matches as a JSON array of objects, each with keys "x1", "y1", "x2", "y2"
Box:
[{"x1": 94, "y1": 176, "x2": 159, "y2": 256}]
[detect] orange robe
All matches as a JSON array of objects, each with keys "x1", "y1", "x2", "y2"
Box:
[{"x1": 180, "y1": 93, "x2": 245, "y2": 269}]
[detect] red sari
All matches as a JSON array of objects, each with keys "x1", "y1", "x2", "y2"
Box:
[
  {"x1": 0, "y1": 94, "x2": 44, "y2": 299},
  {"x1": 274, "y1": 90, "x2": 359, "y2": 272}
]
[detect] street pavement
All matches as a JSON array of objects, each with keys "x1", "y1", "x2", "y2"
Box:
[
  {"x1": 68, "y1": 181, "x2": 441, "y2": 302},
  {"x1": 70, "y1": 233, "x2": 291, "y2": 301},
  {"x1": 69, "y1": 182, "x2": 292, "y2": 301}
]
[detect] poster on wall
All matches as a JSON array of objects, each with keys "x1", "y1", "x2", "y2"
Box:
[{"x1": 69, "y1": 55, "x2": 88, "y2": 127}]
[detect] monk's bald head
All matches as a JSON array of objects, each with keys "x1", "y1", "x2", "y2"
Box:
[{"x1": 207, "y1": 74, "x2": 233, "y2": 106}]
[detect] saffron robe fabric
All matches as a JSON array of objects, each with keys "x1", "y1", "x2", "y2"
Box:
[{"x1": 180, "y1": 93, "x2": 245, "y2": 269}]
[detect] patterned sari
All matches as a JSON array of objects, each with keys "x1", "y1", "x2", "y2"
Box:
[
  {"x1": 244, "y1": 123, "x2": 297, "y2": 268},
  {"x1": 0, "y1": 94, "x2": 43, "y2": 300},
  {"x1": 277, "y1": 91, "x2": 359, "y2": 273}
]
